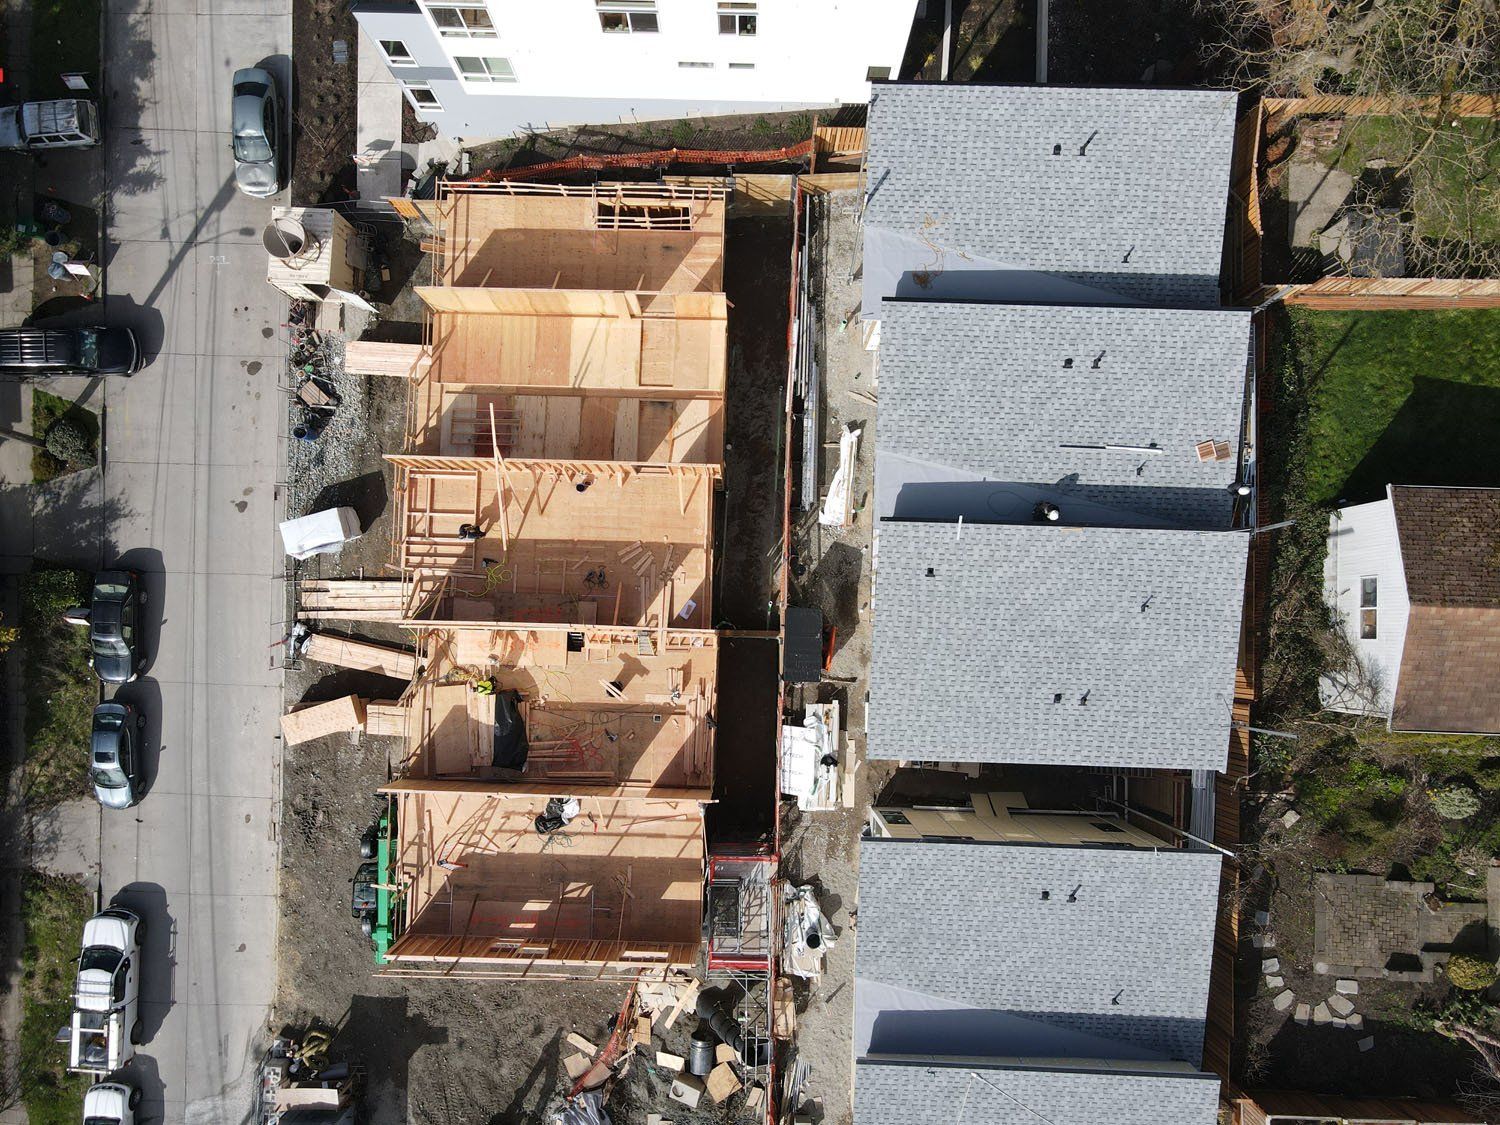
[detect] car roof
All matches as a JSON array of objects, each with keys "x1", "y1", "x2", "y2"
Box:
[{"x1": 0, "y1": 328, "x2": 81, "y2": 367}]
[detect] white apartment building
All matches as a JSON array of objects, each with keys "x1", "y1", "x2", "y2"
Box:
[{"x1": 352, "y1": 0, "x2": 917, "y2": 141}]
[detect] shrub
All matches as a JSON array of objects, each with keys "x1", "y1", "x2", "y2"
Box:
[
  {"x1": 1445, "y1": 953, "x2": 1498, "y2": 991},
  {"x1": 1432, "y1": 785, "x2": 1482, "y2": 820},
  {"x1": 43, "y1": 418, "x2": 93, "y2": 467}
]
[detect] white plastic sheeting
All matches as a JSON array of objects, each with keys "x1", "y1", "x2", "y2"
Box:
[
  {"x1": 818, "y1": 425, "x2": 862, "y2": 528},
  {"x1": 779, "y1": 701, "x2": 840, "y2": 812},
  {"x1": 279, "y1": 507, "x2": 362, "y2": 560}
]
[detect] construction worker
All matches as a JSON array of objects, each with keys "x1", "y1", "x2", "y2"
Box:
[
  {"x1": 473, "y1": 677, "x2": 495, "y2": 696},
  {"x1": 456, "y1": 522, "x2": 483, "y2": 541}
]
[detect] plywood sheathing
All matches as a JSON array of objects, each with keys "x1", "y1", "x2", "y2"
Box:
[
  {"x1": 343, "y1": 340, "x2": 433, "y2": 380},
  {"x1": 436, "y1": 193, "x2": 725, "y2": 293},
  {"x1": 391, "y1": 457, "x2": 714, "y2": 629},
  {"x1": 417, "y1": 297, "x2": 727, "y2": 395},
  {"x1": 400, "y1": 627, "x2": 716, "y2": 791},
  {"x1": 280, "y1": 695, "x2": 368, "y2": 744},
  {"x1": 383, "y1": 788, "x2": 705, "y2": 951}
]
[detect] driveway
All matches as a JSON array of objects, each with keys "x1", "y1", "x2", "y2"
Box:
[{"x1": 95, "y1": 0, "x2": 291, "y2": 1120}]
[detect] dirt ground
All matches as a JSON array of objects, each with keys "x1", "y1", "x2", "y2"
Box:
[
  {"x1": 776, "y1": 189, "x2": 894, "y2": 1125},
  {"x1": 273, "y1": 208, "x2": 793, "y2": 1123},
  {"x1": 290, "y1": 0, "x2": 359, "y2": 206},
  {"x1": 1234, "y1": 853, "x2": 1485, "y2": 1105}
]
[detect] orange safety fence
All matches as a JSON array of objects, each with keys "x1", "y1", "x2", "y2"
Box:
[{"x1": 468, "y1": 139, "x2": 816, "y2": 182}]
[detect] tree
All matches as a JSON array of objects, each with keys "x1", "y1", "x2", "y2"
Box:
[{"x1": 1202, "y1": 0, "x2": 1500, "y2": 276}]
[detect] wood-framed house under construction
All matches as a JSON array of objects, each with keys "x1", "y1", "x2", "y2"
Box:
[{"x1": 373, "y1": 179, "x2": 729, "y2": 980}]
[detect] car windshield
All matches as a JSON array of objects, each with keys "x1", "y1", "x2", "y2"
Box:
[
  {"x1": 233, "y1": 131, "x2": 272, "y2": 163},
  {"x1": 94, "y1": 711, "x2": 124, "y2": 731},
  {"x1": 92, "y1": 765, "x2": 128, "y2": 790},
  {"x1": 93, "y1": 581, "x2": 127, "y2": 598},
  {"x1": 91, "y1": 631, "x2": 129, "y2": 657},
  {"x1": 78, "y1": 329, "x2": 98, "y2": 369},
  {"x1": 80, "y1": 946, "x2": 121, "y2": 974}
]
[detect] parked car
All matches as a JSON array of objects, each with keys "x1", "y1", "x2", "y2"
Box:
[
  {"x1": 82, "y1": 1081, "x2": 141, "y2": 1125},
  {"x1": 68, "y1": 907, "x2": 143, "y2": 1076},
  {"x1": 230, "y1": 68, "x2": 282, "y2": 197},
  {"x1": 0, "y1": 99, "x2": 100, "y2": 150},
  {"x1": 88, "y1": 570, "x2": 146, "y2": 684},
  {"x1": 0, "y1": 327, "x2": 141, "y2": 377},
  {"x1": 90, "y1": 702, "x2": 144, "y2": 809}
]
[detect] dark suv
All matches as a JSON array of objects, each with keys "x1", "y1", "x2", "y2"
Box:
[
  {"x1": 88, "y1": 570, "x2": 145, "y2": 683},
  {"x1": 0, "y1": 327, "x2": 141, "y2": 376}
]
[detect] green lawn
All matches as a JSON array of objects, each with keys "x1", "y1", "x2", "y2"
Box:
[
  {"x1": 19, "y1": 567, "x2": 95, "y2": 809},
  {"x1": 30, "y1": 0, "x2": 102, "y2": 99},
  {"x1": 1320, "y1": 115, "x2": 1500, "y2": 244},
  {"x1": 18, "y1": 872, "x2": 93, "y2": 1125},
  {"x1": 1289, "y1": 308, "x2": 1500, "y2": 507},
  {"x1": 31, "y1": 389, "x2": 99, "y2": 484}
]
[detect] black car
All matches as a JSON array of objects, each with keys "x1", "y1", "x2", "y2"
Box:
[
  {"x1": 88, "y1": 570, "x2": 145, "y2": 683},
  {"x1": 90, "y1": 702, "x2": 145, "y2": 809},
  {"x1": 0, "y1": 327, "x2": 141, "y2": 376}
]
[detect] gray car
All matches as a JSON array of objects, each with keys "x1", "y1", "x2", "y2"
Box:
[
  {"x1": 91, "y1": 702, "x2": 145, "y2": 809},
  {"x1": 230, "y1": 67, "x2": 281, "y2": 197}
]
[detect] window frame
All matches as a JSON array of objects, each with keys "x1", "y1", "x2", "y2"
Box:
[
  {"x1": 402, "y1": 82, "x2": 443, "y2": 111},
  {"x1": 455, "y1": 55, "x2": 517, "y2": 83},
  {"x1": 717, "y1": 3, "x2": 757, "y2": 35},
  {"x1": 1358, "y1": 575, "x2": 1378, "y2": 639},
  {"x1": 597, "y1": 1, "x2": 659, "y2": 33},
  {"x1": 425, "y1": 2, "x2": 499, "y2": 39},
  {"x1": 380, "y1": 39, "x2": 417, "y2": 66}
]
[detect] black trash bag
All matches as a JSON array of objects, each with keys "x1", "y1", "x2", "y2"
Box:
[{"x1": 492, "y1": 689, "x2": 528, "y2": 768}]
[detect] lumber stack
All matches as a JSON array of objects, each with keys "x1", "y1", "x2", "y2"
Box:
[
  {"x1": 298, "y1": 579, "x2": 406, "y2": 621},
  {"x1": 303, "y1": 631, "x2": 417, "y2": 680},
  {"x1": 280, "y1": 695, "x2": 368, "y2": 745},
  {"x1": 364, "y1": 700, "x2": 408, "y2": 737}
]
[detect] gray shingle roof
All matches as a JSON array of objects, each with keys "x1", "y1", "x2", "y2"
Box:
[
  {"x1": 854, "y1": 839, "x2": 1223, "y2": 1064},
  {"x1": 854, "y1": 1060, "x2": 1221, "y2": 1125},
  {"x1": 868, "y1": 521, "x2": 1247, "y2": 769},
  {"x1": 862, "y1": 84, "x2": 1239, "y2": 308},
  {"x1": 875, "y1": 301, "x2": 1251, "y2": 528}
]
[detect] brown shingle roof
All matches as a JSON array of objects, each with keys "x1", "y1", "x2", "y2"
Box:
[
  {"x1": 1391, "y1": 607, "x2": 1500, "y2": 733},
  {"x1": 1390, "y1": 486, "x2": 1500, "y2": 607},
  {"x1": 1388, "y1": 487, "x2": 1500, "y2": 733}
]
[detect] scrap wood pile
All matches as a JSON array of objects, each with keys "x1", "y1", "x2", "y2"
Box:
[{"x1": 560, "y1": 973, "x2": 767, "y2": 1120}]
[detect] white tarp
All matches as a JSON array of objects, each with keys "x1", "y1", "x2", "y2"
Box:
[
  {"x1": 779, "y1": 701, "x2": 839, "y2": 812},
  {"x1": 818, "y1": 425, "x2": 862, "y2": 528},
  {"x1": 782, "y1": 884, "x2": 835, "y2": 980},
  {"x1": 279, "y1": 507, "x2": 361, "y2": 560}
]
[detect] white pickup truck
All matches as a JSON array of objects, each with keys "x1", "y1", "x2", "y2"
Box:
[
  {"x1": 0, "y1": 99, "x2": 101, "y2": 150},
  {"x1": 68, "y1": 908, "x2": 143, "y2": 1077}
]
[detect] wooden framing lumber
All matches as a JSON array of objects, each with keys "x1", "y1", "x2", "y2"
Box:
[
  {"x1": 281, "y1": 695, "x2": 368, "y2": 744},
  {"x1": 303, "y1": 632, "x2": 417, "y2": 680}
]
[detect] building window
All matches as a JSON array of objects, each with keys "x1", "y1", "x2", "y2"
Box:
[
  {"x1": 728, "y1": 61, "x2": 755, "y2": 69},
  {"x1": 456, "y1": 55, "x2": 516, "y2": 82},
  {"x1": 677, "y1": 60, "x2": 713, "y2": 68},
  {"x1": 1359, "y1": 575, "x2": 1377, "y2": 639},
  {"x1": 428, "y1": 3, "x2": 497, "y2": 38},
  {"x1": 597, "y1": 1, "x2": 659, "y2": 33},
  {"x1": 718, "y1": 2, "x2": 757, "y2": 34},
  {"x1": 381, "y1": 40, "x2": 417, "y2": 66},
  {"x1": 403, "y1": 82, "x2": 442, "y2": 110}
]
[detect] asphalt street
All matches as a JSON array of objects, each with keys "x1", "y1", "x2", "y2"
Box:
[{"x1": 96, "y1": 0, "x2": 292, "y2": 1120}]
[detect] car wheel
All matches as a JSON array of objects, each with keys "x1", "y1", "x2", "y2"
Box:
[
  {"x1": 131, "y1": 1018, "x2": 143, "y2": 1045},
  {"x1": 136, "y1": 712, "x2": 146, "y2": 728},
  {"x1": 129, "y1": 1086, "x2": 143, "y2": 1109}
]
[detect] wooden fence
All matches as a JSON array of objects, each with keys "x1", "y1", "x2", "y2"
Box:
[
  {"x1": 1243, "y1": 277, "x2": 1500, "y2": 309},
  {"x1": 1227, "y1": 103, "x2": 1265, "y2": 300},
  {"x1": 1263, "y1": 92, "x2": 1500, "y2": 129}
]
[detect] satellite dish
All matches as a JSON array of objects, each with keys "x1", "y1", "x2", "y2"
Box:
[{"x1": 263, "y1": 215, "x2": 322, "y2": 268}]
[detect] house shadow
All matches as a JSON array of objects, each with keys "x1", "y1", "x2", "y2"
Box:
[
  {"x1": 107, "y1": 881, "x2": 176, "y2": 1042},
  {"x1": 1336, "y1": 378, "x2": 1500, "y2": 504},
  {"x1": 312, "y1": 471, "x2": 388, "y2": 532},
  {"x1": 326, "y1": 994, "x2": 448, "y2": 1125}
]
